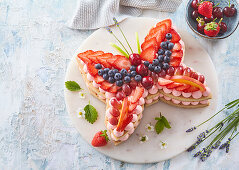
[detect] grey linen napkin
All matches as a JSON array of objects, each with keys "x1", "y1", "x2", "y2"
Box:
[{"x1": 68, "y1": 0, "x2": 182, "y2": 30}]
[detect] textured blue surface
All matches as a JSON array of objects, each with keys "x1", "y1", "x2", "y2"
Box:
[{"x1": 0, "y1": 0, "x2": 239, "y2": 169}]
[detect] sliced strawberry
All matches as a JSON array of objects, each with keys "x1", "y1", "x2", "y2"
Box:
[
  {"x1": 156, "y1": 19, "x2": 172, "y2": 33},
  {"x1": 113, "y1": 56, "x2": 131, "y2": 70},
  {"x1": 117, "y1": 98, "x2": 130, "y2": 131},
  {"x1": 131, "y1": 87, "x2": 144, "y2": 104},
  {"x1": 94, "y1": 75, "x2": 104, "y2": 84},
  {"x1": 107, "y1": 55, "x2": 118, "y2": 65},
  {"x1": 172, "y1": 43, "x2": 182, "y2": 52},
  {"x1": 170, "y1": 57, "x2": 182, "y2": 67},
  {"x1": 128, "y1": 102, "x2": 138, "y2": 112},
  {"x1": 166, "y1": 82, "x2": 183, "y2": 89},
  {"x1": 175, "y1": 84, "x2": 191, "y2": 91},
  {"x1": 158, "y1": 77, "x2": 174, "y2": 86},
  {"x1": 183, "y1": 86, "x2": 199, "y2": 93},
  {"x1": 119, "y1": 114, "x2": 133, "y2": 132},
  {"x1": 145, "y1": 26, "x2": 161, "y2": 41},
  {"x1": 100, "y1": 81, "x2": 113, "y2": 90},
  {"x1": 170, "y1": 29, "x2": 181, "y2": 43},
  {"x1": 97, "y1": 54, "x2": 112, "y2": 68},
  {"x1": 141, "y1": 37, "x2": 159, "y2": 51},
  {"x1": 145, "y1": 24, "x2": 167, "y2": 43},
  {"x1": 87, "y1": 63, "x2": 98, "y2": 76},
  {"x1": 108, "y1": 85, "x2": 120, "y2": 93},
  {"x1": 77, "y1": 50, "x2": 94, "y2": 64},
  {"x1": 87, "y1": 51, "x2": 104, "y2": 63},
  {"x1": 171, "y1": 50, "x2": 183, "y2": 58},
  {"x1": 140, "y1": 46, "x2": 157, "y2": 62}
]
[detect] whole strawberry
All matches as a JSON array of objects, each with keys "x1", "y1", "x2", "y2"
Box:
[
  {"x1": 198, "y1": 1, "x2": 213, "y2": 18},
  {"x1": 204, "y1": 20, "x2": 221, "y2": 37},
  {"x1": 91, "y1": 130, "x2": 109, "y2": 147}
]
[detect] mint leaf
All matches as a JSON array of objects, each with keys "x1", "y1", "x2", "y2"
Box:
[
  {"x1": 84, "y1": 104, "x2": 98, "y2": 124},
  {"x1": 155, "y1": 117, "x2": 162, "y2": 121},
  {"x1": 65, "y1": 81, "x2": 81, "y2": 91},
  {"x1": 162, "y1": 116, "x2": 171, "y2": 129},
  {"x1": 155, "y1": 120, "x2": 165, "y2": 134}
]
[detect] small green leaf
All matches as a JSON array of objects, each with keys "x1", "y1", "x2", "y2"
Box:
[
  {"x1": 100, "y1": 130, "x2": 110, "y2": 141},
  {"x1": 155, "y1": 120, "x2": 165, "y2": 134},
  {"x1": 84, "y1": 104, "x2": 98, "y2": 124},
  {"x1": 135, "y1": 32, "x2": 141, "y2": 54},
  {"x1": 155, "y1": 117, "x2": 162, "y2": 121},
  {"x1": 110, "y1": 43, "x2": 129, "y2": 58},
  {"x1": 162, "y1": 116, "x2": 171, "y2": 129},
  {"x1": 65, "y1": 81, "x2": 81, "y2": 91}
]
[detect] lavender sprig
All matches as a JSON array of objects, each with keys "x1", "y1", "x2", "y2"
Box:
[{"x1": 186, "y1": 99, "x2": 239, "y2": 162}]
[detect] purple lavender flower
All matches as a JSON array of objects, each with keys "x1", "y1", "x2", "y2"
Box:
[
  {"x1": 113, "y1": 17, "x2": 119, "y2": 26},
  {"x1": 193, "y1": 151, "x2": 202, "y2": 157},
  {"x1": 186, "y1": 127, "x2": 196, "y2": 133},
  {"x1": 106, "y1": 27, "x2": 112, "y2": 33}
]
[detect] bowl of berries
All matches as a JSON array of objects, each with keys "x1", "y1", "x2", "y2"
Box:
[{"x1": 186, "y1": 0, "x2": 239, "y2": 39}]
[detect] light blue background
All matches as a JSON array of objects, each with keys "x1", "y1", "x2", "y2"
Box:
[{"x1": 0, "y1": 0, "x2": 239, "y2": 169}]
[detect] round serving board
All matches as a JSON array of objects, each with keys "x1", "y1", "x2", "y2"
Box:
[{"x1": 64, "y1": 17, "x2": 218, "y2": 163}]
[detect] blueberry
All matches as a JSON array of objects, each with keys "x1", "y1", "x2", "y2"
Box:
[
  {"x1": 164, "y1": 56, "x2": 170, "y2": 63},
  {"x1": 168, "y1": 42, "x2": 174, "y2": 50},
  {"x1": 165, "y1": 50, "x2": 172, "y2": 57},
  {"x1": 131, "y1": 71, "x2": 137, "y2": 77},
  {"x1": 120, "y1": 69, "x2": 127, "y2": 76},
  {"x1": 113, "y1": 69, "x2": 119, "y2": 74},
  {"x1": 148, "y1": 64, "x2": 155, "y2": 71},
  {"x1": 104, "y1": 68, "x2": 110, "y2": 73},
  {"x1": 163, "y1": 63, "x2": 169, "y2": 70},
  {"x1": 103, "y1": 74, "x2": 109, "y2": 80},
  {"x1": 130, "y1": 66, "x2": 136, "y2": 71},
  {"x1": 135, "y1": 75, "x2": 142, "y2": 82},
  {"x1": 108, "y1": 77, "x2": 115, "y2": 83},
  {"x1": 153, "y1": 59, "x2": 159, "y2": 66},
  {"x1": 98, "y1": 69, "x2": 104, "y2": 76},
  {"x1": 124, "y1": 76, "x2": 131, "y2": 83},
  {"x1": 158, "y1": 55, "x2": 164, "y2": 62},
  {"x1": 127, "y1": 73, "x2": 132, "y2": 77},
  {"x1": 95, "y1": 64, "x2": 102, "y2": 69},
  {"x1": 114, "y1": 73, "x2": 122, "y2": 80},
  {"x1": 160, "y1": 42, "x2": 168, "y2": 49},
  {"x1": 154, "y1": 66, "x2": 162, "y2": 73},
  {"x1": 158, "y1": 49, "x2": 164, "y2": 55},
  {"x1": 144, "y1": 61, "x2": 150, "y2": 67},
  {"x1": 158, "y1": 62, "x2": 163, "y2": 68},
  {"x1": 116, "y1": 80, "x2": 123, "y2": 87},
  {"x1": 108, "y1": 70, "x2": 114, "y2": 77},
  {"x1": 166, "y1": 33, "x2": 172, "y2": 40}
]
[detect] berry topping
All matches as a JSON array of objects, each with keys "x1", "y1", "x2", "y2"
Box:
[
  {"x1": 124, "y1": 76, "x2": 131, "y2": 83},
  {"x1": 158, "y1": 49, "x2": 165, "y2": 55},
  {"x1": 109, "y1": 117, "x2": 118, "y2": 125},
  {"x1": 120, "y1": 69, "x2": 128, "y2": 76},
  {"x1": 131, "y1": 71, "x2": 137, "y2": 77},
  {"x1": 131, "y1": 87, "x2": 144, "y2": 103},
  {"x1": 160, "y1": 41, "x2": 168, "y2": 49},
  {"x1": 98, "y1": 69, "x2": 104, "y2": 76},
  {"x1": 103, "y1": 74, "x2": 109, "y2": 80},
  {"x1": 116, "y1": 80, "x2": 123, "y2": 87},
  {"x1": 170, "y1": 29, "x2": 181, "y2": 43},
  {"x1": 109, "y1": 107, "x2": 120, "y2": 117},
  {"x1": 167, "y1": 42, "x2": 174, "y2": 50},
  {"x1": 116, "y1": 91, "x2": 126, "y2": 100},
  {"x1": 154, "y1": 66, "x2": 162, "y2": 73},
  {"x1": 136, "y1": 64, "x2": 148, "y2": 77},
  {"x1": 198, "y1": 1, "x2": 213, "y2": 18},
  {"x1": 183, "y1": 67, "x2": 192, "y2": 77},
  {"x1": 113, "y1": 55, "x2": 131, "y2": 70},
  {"x1": 87, "y1": 63, "x2": 98, "y2": 76},
  {"x1": 174, "y1": 66, "x2": 184, "y2": 75},
  {"x1": 135, "y1": 75, "x2": 142, "y2": 82},
  {"x1": 148, "y1": 64, "x2": 155, "y2": 71},
  {"x1": 162, "y1": 63, "x2": 170, "y2": 70},
  {"x1": 172, "y1": 43, "x2": 181, "y2": 52},
  {"x1": 129, "y1": 80, "x2": 138, "y2": 89},
  {"x1": 129, "y1": 53, "x2": 142, "y2": 66},
  {"x1": 153, "y1": 59, "x2": 159, "y2": 66},
  {"x1": 167, "y1": 66, "x2": 175, "y2": 76},
  {"x1": 104, "y1": 68, "x2": 110, "y2": 73},
  {"x1": 158, "y1": 78, "x2": 174, "y2": 86},
  {"x1": 130, "y1": 65, "x2": 136, "y2": 71},
  {"x1": 158, "y1": 69, "x2": 166, "y2": 77},
  {"x1": 113, "y1": 69, "x2": 119, "y2": 74},
  {"x1": 110, "y1": 98, "x2": 121, "y2": 109},
  {"x1": 109, "y1": 85, "x2": 119, "y2": 93},
  {"x1": 140, "y1": 46, "x2": 157, "y2": 62},
  {"x1": 114, "y1": 73, "x2": 122, "y2": 80},
  {"x1": 122, "y1": 84, "x2": 132, "y2": 96},
  {"x1": 141, "y1": 76, "x2": 154, "y2": 89},
  {"x1": 144, "y1": 61, "x2": 150, "y2": 67},
  {"x1": 94, "y1": 75, "x2": 104, "y2": 84},
  {"x1": 100, "y1": 81, "x2": 113, "y2": 90},
  {"x1": 108, "y1": 70, "x2": 114, "y2": 77},
  {"x1": 128, "y1": 102, "x2": 138, "y2": 112},
  {"x1": 166, "y1": 82, "x2": 183, "y2": 89},
  {"x1": 141, "y1": 37, "x2": 159, "y2": 51},
  {"x1": 95, "y1": 64, "x2": 102, "y2": 69},
  {"x1": 164, "y1": 56, "x2": 170, "y2": 63},
  {"x1": 198, "y1": 75, "x2": 205, "y2": 83},
  {"x1": 91, "y1": 130, "x2": 109, "y2": 147},
  {"x1": 166, "y1": 33, "x2": 172, "y2": 40},
  {"x1": 183, "y1": 86, "x2": 200, "y2": 93},
  {"x1": 158, "y1": 55, "x2": 164, "y2": 62},
  {"x1": 108, "y1": 77, "x2": 115, "y2": 83},
  {"x1": 191, "y1": 72, "x2": 199, "y2": 80},
  {"x1": 175, "y1": 84, "x2": 191, "y2": 91}
]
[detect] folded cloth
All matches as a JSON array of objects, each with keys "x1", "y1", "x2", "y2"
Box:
[{"x1": 68, "y1": 0, "x2": 182, "y2": 30}]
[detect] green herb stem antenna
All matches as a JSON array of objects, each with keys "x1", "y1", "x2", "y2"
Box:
[
  {"x1": 135, "y1": 32, "x2": 141, "y2": 54},
  {"x1": 213, "y1": 3, "x2": 220, "y2": 8},
  {"x1": 110, "y1": 43, "x2": 129, "y2": 58},
  {"x1": 105, "y1": 26, "x2": 130, "y2": 57},
  {"x1": 113, "y1": 17, "x2": 134, "y2": 54}
]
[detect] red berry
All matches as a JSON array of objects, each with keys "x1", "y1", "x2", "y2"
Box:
[
  {"x1": 191, "y1": 0, "x2": 199, "y2": 10},
  {"x1": 204, "y1": 15, "x2": 214, "y2": 23},
  {"x1": 220, "y1": 22, "x2": 227, "y2": 33},
  {"x1": 174, "y1": 66, "x2": 184, "y2": 75},
  {"x1": 129, "y1": 53, "x2": 142, "y2": 66},
  {"x1": 141, "y1": 76, "x2": 154, "y2": 89},
  {"x1": 116, "y1": 91, "x2": 126, "y2": 100},
  {"x1": 223, "y1": 6, "x2": 237, "y2": 17},
  {"x1": 129, "y1": 80, "x2": 138, "y2": 89},
  {"x1": 183, "y1": 67, "x2": 192, "y2": 77},
  {"x1": 91, "y1": 130, "x2": 109, "y2": 147},
  {"x1": 136, "y1": 64, "x2": 148, "y2": 77},
  {"x1": 110, "y1": 98, "x2": 121, "y2": 109},
  {"x1": 158, "y1": 69, "x2": 166, "y2": 77},
  {"x1": 213, "y1": 7, "x2": 223, "y2": 19},
  {"x1": 167, "y1": 66, "x2": 175, "y2": 76},
  {"x1": 198, "y1": 75, "x2": 205, "y2": 83},
  {"x1": 191, "y1": 72, "x2": 199, "y2": 80},
  {"x1": 191, "y1": 10, "x2": 199, "y2": 20},
  {"x1": 109, "y1": 117, "x2": 118, "y2": 125},
  {"x1": 109, "y1": 107, "x2": 120, "y2": 117},
  {"x1": 122, "y1": 84, "x2": 132, "y2": 96},
  {"x1": 197, "y1": 22, "x2": 205, "y2": 34}
]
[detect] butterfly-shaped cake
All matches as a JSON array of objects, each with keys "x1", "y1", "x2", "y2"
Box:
[{"x1": 76, "y1": 19, "x2": 212, "y2": 145}]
